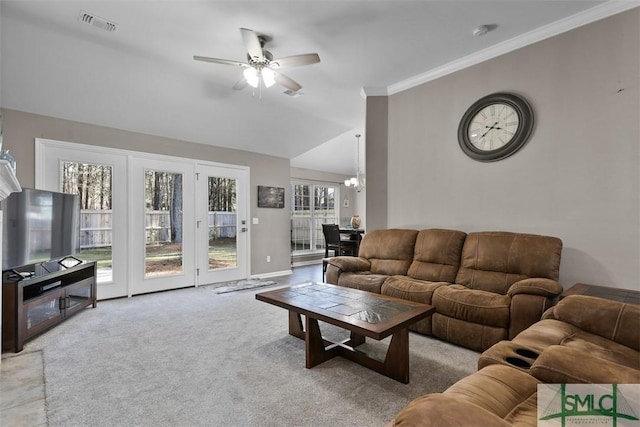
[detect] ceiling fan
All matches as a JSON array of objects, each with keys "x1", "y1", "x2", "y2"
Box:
[{"x1": 194, "y1": 28, "x2": 320, "y2": 93}]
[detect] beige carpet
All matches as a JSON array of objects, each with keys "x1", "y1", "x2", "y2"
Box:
[{"x1": 24, "y1": 284, "x2": 479, "y2": 426}]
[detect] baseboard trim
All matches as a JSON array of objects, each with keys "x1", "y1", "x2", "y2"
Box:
[
  {"x1": 250, "y1": 269, "x2": 293, "y2": 280},
  {"x1": 292, "y1": 259, "x2": 323, "y2": 268}
]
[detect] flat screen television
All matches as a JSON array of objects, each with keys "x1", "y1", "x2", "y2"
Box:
[{"x1": 2, "y1": 188, "x2": 80, "y2": 271}]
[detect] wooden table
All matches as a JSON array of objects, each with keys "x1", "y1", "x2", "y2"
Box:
[
  {"x1": 256, "y1": 282, "x2": 435, "y2": 383},
  {"x1": 560, "y1": 283, "x2": 640, "y2": 304},
  {"x1": 339, "y1": 227, "x2": 365, "y2": 253}
]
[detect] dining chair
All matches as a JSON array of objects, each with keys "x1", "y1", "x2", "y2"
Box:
[
  {"x1": 322, "y1": 224, "x2": 358, "y2": 257},
  {"x1": 321, "y1": 223, "x2": 358, "y2": 281}
]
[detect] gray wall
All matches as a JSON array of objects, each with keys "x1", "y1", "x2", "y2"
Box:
[
  {"x1": 1, "y1": 108, "x2": 293, "y2": 277},
  {"x1": 376, "y1": 9, "x2": 639, "y2": 290},
  {"x1": 365, "y1": 96, "x2": 388, "y2": 232}
]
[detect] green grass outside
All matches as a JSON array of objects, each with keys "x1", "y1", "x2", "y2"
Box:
[{"x1": 78, "y1": 238, "x2": 238, "y2": 272}]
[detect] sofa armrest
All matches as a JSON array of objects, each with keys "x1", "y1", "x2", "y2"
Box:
[
  {"x1": 551, "y1": 295, "x2": 640, "y2": 351},
  {"x1": 508, "y1": 278, "x2": 563, "y2": 298},
  {"x1": 530, "y1": 345, "x2": 640, "y2": 384},
  {"x1": 327, "y1": 256, "x2": 371, "y2": 272},
  {"x1": 508, "y1": 280, "x2": 562, "y2": 339}
]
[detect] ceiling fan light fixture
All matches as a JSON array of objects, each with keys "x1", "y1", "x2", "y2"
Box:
[
  {"x1": 194, "y1": 28, "x2": 320, "y2": 95},
  {"x1": 262, "y1": 68, "x2": 276, "y2": 88},
  {"x1": 243, "y1": 67, "x2": 259, "y2": 88}
]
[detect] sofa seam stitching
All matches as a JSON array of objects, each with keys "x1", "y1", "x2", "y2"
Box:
[{"x1": 612, "y1": 304, "x2": 625, "y2": 342}]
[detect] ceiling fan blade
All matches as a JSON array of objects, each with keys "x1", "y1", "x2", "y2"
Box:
[
  {"x1": 193, "y1": 56, "x2": 246, "y2": 67},
  {"x1": 274, "y1": 72, "x2": 302, "y2": 92},
  {"x1": 271, "y1": 53, "x2": 320, "y2": 69},
  {"x1": 240, "y1": 28, "x2": 264, "y2": 62},
  {"x1": 232, "y1": 78, "x2": 248, "y2": 90}
]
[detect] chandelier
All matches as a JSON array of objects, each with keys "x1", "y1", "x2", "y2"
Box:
[{"x1": 345, "y1": 134, "x2": 364, "y2": 192}]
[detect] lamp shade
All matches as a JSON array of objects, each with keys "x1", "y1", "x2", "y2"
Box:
[
  {"x1": 243, "y1": 67, "x2": 259, "y2": 88},
  {"x1": 262, "y1": 68, "x2": 276, "y2": 88}
]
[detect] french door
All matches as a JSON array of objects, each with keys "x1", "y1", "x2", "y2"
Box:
[
  {"x1": 36, "y1": 139, "x2": 250, "y2": 299},
  {"x1": 36, "y1": 141, "x2": 128, "y2": 299},
  {"x1": 195, "y1": 164, "x2": 249, "y2": 285},
  {"x1": 129, "y1": 158, "x2": 196, "y2": 295}
]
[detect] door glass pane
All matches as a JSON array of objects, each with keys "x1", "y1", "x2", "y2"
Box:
[
  {"x1": 145, "y1": 170, "x2": 183, "y2": 277},
  {"x1": 290, "y1": 184, "x2": 336, "y2": 254},
  {"x1": 313, "y1": 186, "x2": 336, "y2": 250},
  {"x1": 62, "y1": 162, "x2": 113, "y2": 283},
  {"x1": 208, "y1": 176, "x2": 237, "y2": 270},
  {"x1": 291, "y1": 184, "x2": 311, "y2": 252}
]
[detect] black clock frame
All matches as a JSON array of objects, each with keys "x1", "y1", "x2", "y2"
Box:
[{"x1": 457, "y1": 92, "x2": 534, "y2": 162}]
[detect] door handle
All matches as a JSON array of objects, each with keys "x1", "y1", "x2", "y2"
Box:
[{"x1": 241, "y1": 227, "x2": 247, "y2": 232}]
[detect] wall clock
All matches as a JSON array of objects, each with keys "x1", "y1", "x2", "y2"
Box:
[{"x1": 457, "y1": 92, "x2": 534, "y2": 162}]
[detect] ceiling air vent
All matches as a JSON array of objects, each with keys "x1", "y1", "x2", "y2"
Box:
[
  {"x1": 78, "y1": 10, "x2": 118, "y2": 32},
  {"x1": 283, "y1": 89, "x2": 303, "y2": 98}
]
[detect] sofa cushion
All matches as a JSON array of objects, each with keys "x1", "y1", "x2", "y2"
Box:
[
  {"x1": 391, "y1": 394, "x2": 513, "y2": 427},
  {"x1": 455, "y1": 231, "x2": 562, "y2": 294},
  {"x1": 530, "y1": 345, "x2": 640, "y2": 384},
  {"x1": 407, "y1": 229, "x2": 466, "y2": 282},
  {"x1": 336, "y1": 272, "x2": 388, "y2": 294},
  {"x1": 432, "y1": 314, "x2": 508, "y2": 351},
  {"x1": 551, "y1": 295, "x2": 640, "y2": 351},
  {"x1": 433, "y1": 284, "x2": 511, "y2": 328},
  {"x1": 392, "y1": 365, "x2": 540, "y2": 426},
  {"x1": 358, "y1": 229, "x2": 418, "y2": 276},
  {"x1": 381, "y1": 276, "x2": 447, "y2": 334},
  {"x1": 381, "y1": 275, "x2": 446, "y2": 302},
  {"x1": 445, "y1": 365, "x2": 540, "y2": 419}
]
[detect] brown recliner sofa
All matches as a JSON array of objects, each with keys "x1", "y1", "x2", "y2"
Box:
[
  {"x1": 326, "y1": 228, "x2": 563, "y2": 351},
  {"x1": 390, "y1": 295, "x2": 640, "y2": 426}
]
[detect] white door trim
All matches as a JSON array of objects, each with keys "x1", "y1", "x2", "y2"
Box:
[{"x1": 35, "y1": 138, "x2": 251, "y2": 298}]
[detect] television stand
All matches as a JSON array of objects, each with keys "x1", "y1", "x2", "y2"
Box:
[{"x1": 2, "y1": 260, "x2": 97, "y2": 353}]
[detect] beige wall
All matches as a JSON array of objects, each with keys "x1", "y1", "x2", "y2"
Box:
[
  {"x1": 376, "y1": 9, "x2": 639, "y2": 290},
  {"x1": 1, "y1": 108, "x2": 293, "y2": 277}
]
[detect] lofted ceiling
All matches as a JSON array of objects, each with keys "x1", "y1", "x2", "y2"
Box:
[{"x1": 1, "y1": 1, "x2": 623, "y2": 175}]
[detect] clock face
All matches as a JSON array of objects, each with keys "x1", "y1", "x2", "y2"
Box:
[
  {"x1": 457, "y1": 93, "x2": 534, "y2": 162},
  {"x1": 467, "y1": 103, "x2": 519, "y2": 151}
]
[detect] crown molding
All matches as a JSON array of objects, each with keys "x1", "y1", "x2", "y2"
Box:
[
  {"x1": 381, "y1": 1, "x2": 639, "y2": 96},
  {"x1": 361, "y1": 87, "x2": 388, "y2": 98}
]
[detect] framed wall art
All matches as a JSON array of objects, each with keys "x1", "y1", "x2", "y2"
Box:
[{"x1": 258, "y1": 185, "x2": 285, "y2": 208}]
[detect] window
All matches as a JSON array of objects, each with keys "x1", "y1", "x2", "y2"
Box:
[{"x1": 291, "y1": 182, "x2": 338, "y2": 254}]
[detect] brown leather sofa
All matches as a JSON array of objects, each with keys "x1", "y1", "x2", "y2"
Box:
[
  {"x1": 326, "y1": 228, "x2": 563, "y2": 351},
  {"x1": 390, "y1": 295, "x2": 640, "y2": 426}
]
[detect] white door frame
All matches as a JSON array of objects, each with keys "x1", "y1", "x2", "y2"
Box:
[
  {"x1": 195, "y1": 163, "x2": 250, "y2": 285},
  {"x1": 128, "y1": 156, "x2": 196, "y2": 295},
  {"x1": 36, "y1": 139, "x2": 129, "y2": 300},
  {"x1": 35, "y1": 138, "x2": 251, "y2": 298}
]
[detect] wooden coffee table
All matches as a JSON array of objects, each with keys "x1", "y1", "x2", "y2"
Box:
[{"x1": 256, "y1": 282, "x2": 435, "y2": 383}]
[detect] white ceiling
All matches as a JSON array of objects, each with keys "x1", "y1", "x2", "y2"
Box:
[{"x1": 1, "y1": 0, "x2": 625, "y2": 175}]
